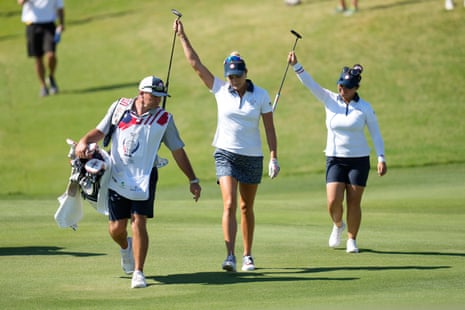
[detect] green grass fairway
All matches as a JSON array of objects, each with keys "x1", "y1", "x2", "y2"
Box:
[
  {"x1": 1, "y1": 0, "x2": 465, "y2": 309},
  {"x1": 1, "y1": 0, "x2": 465, "y2": 196},
  {"x1": 1, "y1": 164, "x2": 464, "y2": 309}
]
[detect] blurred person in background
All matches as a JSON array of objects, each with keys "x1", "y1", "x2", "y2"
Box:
[
  {"x1": 336, "y1": 0, "x2": 359, "y2": 15},
  {"x1": 18, "y1": 0, "x2": 64, "y2": 96},
  {"x1": 445, "y1": 0, "x2": 465, "y2": 10}
]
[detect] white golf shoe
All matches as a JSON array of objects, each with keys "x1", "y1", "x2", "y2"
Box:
[
  {"x1": 222, "y1": 255, "x2": 236, "y2": 272},
  {"x1": 329, "y1": 222, "x2": 346, "y2": 248},
  {"x1": 346, "y1": 239, "x2": 359, "y2": 253},
  {"x1": 445, "y1": 0, "x2": 454, "y2": 10},
  {"x1": 131, "y1": 270, "x2": 147, "y2": 288},
  {"x1": 241, "y1": 256, "x2": 255, "y2": 271},
  {"x1": 120, "y1": 237, "x2": 134, "y2": 274}
]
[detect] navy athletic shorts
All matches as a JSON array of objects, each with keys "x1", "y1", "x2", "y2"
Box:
[
  {"x1": 26, "y1": 22, "x2": 56, "y2": 57},
  {"x1": 108, "y1": 168, "x2": 158, "y2": 221},
  {"x1": 214, "y1": 148, "x2": 263, "y2": 184},
  {"x1": 326, "y1": 156, "x2": 370, "y2": 187}
]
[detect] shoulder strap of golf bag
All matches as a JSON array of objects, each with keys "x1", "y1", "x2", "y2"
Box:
[{"x1": 103, "y1": 97, "x2": 135, "y2": 147}]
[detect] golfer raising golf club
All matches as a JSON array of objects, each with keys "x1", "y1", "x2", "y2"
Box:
[
  {"x1": 174, "y1": 19, "x2": 279, "y2": 272},
  {"x1": 287, "y1": 51, "x2": 387, "y2": 253}
]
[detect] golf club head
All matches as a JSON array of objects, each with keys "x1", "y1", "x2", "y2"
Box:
[
  {"x1": 290, "y1": 29, "x2": 302, "y2": 40},
  {"x1": 171, "y1": 9, "x2": 182, "y2": 18}
]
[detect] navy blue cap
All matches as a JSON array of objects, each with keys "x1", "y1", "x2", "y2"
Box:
[
  {"x1": 224, "y1": 55, "x2": 247, "y2": 77},
  {"x1": 337, "y1": 65, "x2": 363, "y2": 89}
]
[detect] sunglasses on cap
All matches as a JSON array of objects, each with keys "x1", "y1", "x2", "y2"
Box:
[
  {"x1": 341, "y1": 64, "x2": 363, "y2": 77},
  {"x1": 224, "y1": 55, "x2": 243, "y2": 64},
  {"x1": 145, "y1": 84, "x2": 166, "y2": 92}
]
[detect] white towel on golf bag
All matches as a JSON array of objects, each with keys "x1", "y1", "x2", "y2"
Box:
[
  {"x1": 85, "y1": 147, "x2": 111, "y2": 216},
  {"x1": 54, "y1": 143, "x2": 111, "y2": 230},
  {"x1": 55, "y1": 183, "x2": 83, "y2": 230}
]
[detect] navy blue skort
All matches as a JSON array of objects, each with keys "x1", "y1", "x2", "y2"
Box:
[{"x1": 214, "y1": 148, "x2": 263, "y2": 184}]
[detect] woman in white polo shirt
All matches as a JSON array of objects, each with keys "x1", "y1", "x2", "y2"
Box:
[
  {"x1": 288, "y1": 51, "x2": 387, "y2": 253},
  {"x1": 174, "y1": 20, "x2": 280, "y2": 272}
]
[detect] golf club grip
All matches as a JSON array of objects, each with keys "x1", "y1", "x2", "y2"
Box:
[{"x1": 272, "y1": 94, "x2": 280, "y2": 112}]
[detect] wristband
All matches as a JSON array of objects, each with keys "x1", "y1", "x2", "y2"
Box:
[
  {"x1": 377, "y1": 155, "x2": 386, "y2": 163},
  {"x1": 189, "y1": 178, "x2": 200, "y2": 184},
  {"x1": 293, "y1": 63, "x2": 304, "y2": 73}
]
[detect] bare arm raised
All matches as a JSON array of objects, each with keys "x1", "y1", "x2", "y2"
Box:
[{"x1": 174, "y1": 20, "x2": 214, "y2": 90}]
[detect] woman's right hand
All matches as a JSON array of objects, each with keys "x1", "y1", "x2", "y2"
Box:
[
  {"x1": 288, "y1": 51, "x2": 298, "y2": 66},
  {"x1": 173, "y1": 19, "x2": 183, "y2": 37}
]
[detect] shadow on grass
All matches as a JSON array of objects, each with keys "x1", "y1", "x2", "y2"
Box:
[
  {"x1": 151, "y1": 271, "x2": 357, "y2": 286},
  {"x1": 367, "y1": 0, "x2": 436, "y2": 11},
  {"x1": 269, "y1": 265, "x2": 451, "y2": 275},
  {"x1": 0, "y1": 246, "x2": 105, "y2": 257},
  {"x1": 61, "y1": 82, "x2": 136, "y2": 94},
  {"x1": 150, "y1": 264, "x2": 450, "y2": 286},
  {"x1": 362, "y1": 249, "x2": 465, "y2": 257},
  {"x1": 68, "y1": 10, "x2": 136, "y2": 27}
]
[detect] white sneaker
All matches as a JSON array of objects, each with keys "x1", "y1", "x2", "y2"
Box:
[
  {"x1": 445, "y1": 0, "x2": 454, "y2": 10},
  {"x1": 328, "y1": 222, "x2": 346, "y2": 248},
  {"x1": 131, "y1": 270, "x2": 147, "y2": 288},
  {"x1": 222, "y1": 255, "x2": 236, "y2": 272},
  {"x1": 241, "y1": 256, "x2": 255, "y2": 271},
  {"x1": 120, "y1": 237, "x2": 134, "y2": 274},
  {"x1": 346, "y1": 239, "x2": 359, "y2": 253}
]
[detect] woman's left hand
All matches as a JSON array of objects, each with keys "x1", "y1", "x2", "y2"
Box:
[
  {"x1": 377, "y1": 162, "x2": 387, "y2": 176},
  {"x1": 269, "y1": 158, "x2": 280, "y2": 179}
]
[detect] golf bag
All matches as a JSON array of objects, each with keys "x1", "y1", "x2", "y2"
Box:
[{"x1": 55, "y1": 139, "x2": 110, "y2": 230}]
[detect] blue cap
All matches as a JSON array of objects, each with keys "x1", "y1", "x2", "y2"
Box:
[
  {"x1": 337, "y1": 65, "x2": 363, "y2": 89},
  {"x1": 224, "y1": 55, "x2": 247, "y2": 77}
]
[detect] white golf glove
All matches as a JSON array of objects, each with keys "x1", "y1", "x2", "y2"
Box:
[{"x1": 268, "y1": 158, "x2": 280, "y2": 179}]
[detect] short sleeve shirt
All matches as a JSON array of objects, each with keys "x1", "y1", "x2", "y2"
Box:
[
  {"x1": 210, "y1": 77, "x2": 272, "y2": 156},
  {"x1": 21, "y1": 0, "x2": 64, "y2": 24}
]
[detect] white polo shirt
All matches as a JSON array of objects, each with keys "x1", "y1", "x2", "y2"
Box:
[
  {"x1": 210, "y1": 77, "x2": 272, "y2": 156},
  {"x1": 293, "y1": 63, "x2": 385, "y2": 161},
  {"x1": 21, "y1": 0, "x2": 64, "y2": 24}
]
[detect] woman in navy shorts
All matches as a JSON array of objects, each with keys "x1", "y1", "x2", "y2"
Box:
[{"x1": 289, "y1": 51, "x2": 387, "y2": 253}]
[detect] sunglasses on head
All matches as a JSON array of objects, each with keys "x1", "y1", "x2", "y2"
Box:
[
  {"x1": 145, "y1": 84, "x2": 166, "y2": 92},
  {"x1": 342, "y1": 64, "x2": 363, "y2": 77},
  {"x1": 224, "y1": 55, "x2": 243, "y2": 64}
]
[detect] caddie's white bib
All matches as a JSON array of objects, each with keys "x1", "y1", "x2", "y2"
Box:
[{"x1": 109, "y1": 107, "x2": 170, "y2": 200}]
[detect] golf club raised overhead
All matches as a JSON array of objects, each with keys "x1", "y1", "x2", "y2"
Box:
[
  {"x1": 272, "y1": 29, "x2": 302, "y2": 112},
  {"x1": 163, "y1": 9, "x2": 183, "y2": 109},
  {"x1": 171, "y1": 8, "x2": 182, "y2": 18}
]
